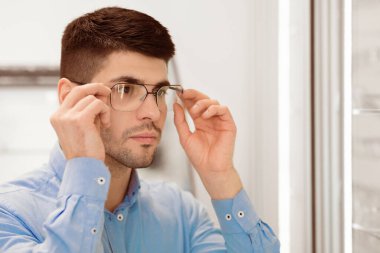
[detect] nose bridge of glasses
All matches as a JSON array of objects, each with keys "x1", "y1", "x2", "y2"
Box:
[
  {"x1": 147, "y1": 86, "x2": 168, "y2": 102},
  {"x1": 143, "y1": 90, "x2": 158, "y2": 106},
  {"x1": 137, "y1": 90, "x2": 163, "y2": 117},
  {"x1": 134, "y1": 84, "x2": 158, "y2": 102}
]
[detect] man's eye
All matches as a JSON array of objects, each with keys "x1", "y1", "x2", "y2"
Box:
[
  {"x1": 117, "y1": 85, "x2": 132, "y2": 94},
  {"x1": 157, "y1": 89, "x2": 167, "y2": 96},
  {"x1": 123, "y1": 86, "x2": 131, "y2": 93}
]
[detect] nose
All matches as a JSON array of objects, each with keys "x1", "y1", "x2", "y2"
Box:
[{"x1": 136, "y1": 93, "x2": 161, "y2": 121}]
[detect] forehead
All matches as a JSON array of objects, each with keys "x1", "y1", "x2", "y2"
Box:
[{"x1": 91, "y1": 51, "x2": 168, "y2": 87}]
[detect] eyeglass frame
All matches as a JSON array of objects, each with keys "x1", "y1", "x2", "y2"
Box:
[{"x1": 69, "y1": 79, "x2": 184, "y2": 112}]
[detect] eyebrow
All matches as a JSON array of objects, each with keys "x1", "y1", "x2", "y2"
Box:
[{"x1": 109, "y1": 75, "x2": 170, "y2": 87}]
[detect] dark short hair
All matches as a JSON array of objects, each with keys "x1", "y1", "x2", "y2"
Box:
[{"x1": 60, "y1": 7, "x2": 175, "y2": 82}]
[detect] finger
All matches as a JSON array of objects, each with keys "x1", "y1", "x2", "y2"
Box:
[
  {"x1": 173, "y1": 102, "x2": 191, "y2": 145},
  {"x1": 72, "y1": 96, "x2": 111, "y2": 128},
  {"x1": 62, "y1": 83, "x2": 111, "y2": 109},
  {"x1": 71, "y1": 95, "x2": 99, "y2": 112},
  {"x1": 190, "y1": 99, "x2": 220, "y2": 118},
  {"x1": 79, "y1": 98, "x2": 111, "y2": 128},
  {"x1": 202, "y1": 105, "x2": 234, "y2": 122},
  {"x1": 179, "y1": 89, "x2": 209, "y2": 111}
]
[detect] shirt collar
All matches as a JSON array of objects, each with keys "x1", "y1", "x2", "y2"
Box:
[{"x1": 123, "y1": 169, "x2": 141, "y2": 206}]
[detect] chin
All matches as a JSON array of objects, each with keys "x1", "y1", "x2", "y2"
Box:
[
  {"x1": 123, "y1": 147, "x2": 157, "y2": 168},
  {"x1": 131, "y1": 156, "x2": 155, "y2": 169},
  {"x1": 104, "y1": 140, "x2": 159, "y2": 169}
]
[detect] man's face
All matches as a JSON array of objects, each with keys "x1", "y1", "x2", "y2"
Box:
[{"x1": 91, "y1": 51, "x2": 168, "y2": 169}]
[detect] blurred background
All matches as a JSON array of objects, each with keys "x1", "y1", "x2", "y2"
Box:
[{"x1": 0, "y1": 0, "x2": 379, "y2": 252}]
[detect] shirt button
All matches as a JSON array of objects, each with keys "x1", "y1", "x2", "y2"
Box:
[
  {"x1": 237, "y1": 211, "x2": 245, "y2": 218},
  {"x1": 91, "y1": 228, "x2": 97, "y2": 234},
  {"x1": 97, "y1": 177, "x2": 106, "y2": 185},
  {"x1": 225, "y1": 213, "x2": 232, "y2": 221},
  {"x1": 117, "y1": 214, "x2": 124, "y2": 221}
]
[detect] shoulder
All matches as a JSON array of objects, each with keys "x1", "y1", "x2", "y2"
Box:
[{"x1": 0, "y1": 165, "x2": 58, "y2": 212}]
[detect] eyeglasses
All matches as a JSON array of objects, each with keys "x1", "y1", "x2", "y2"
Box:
[{"x1": 70, "y1": 80, "x2": 184, "y2": 112}]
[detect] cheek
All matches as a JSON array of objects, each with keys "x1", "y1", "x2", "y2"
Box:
[
  {"x1": 158, "y1": 111, "x2": 167, "y2": 128},
  {"x1": 106, "y1": 111, "x2": 131, "y2": 138}
]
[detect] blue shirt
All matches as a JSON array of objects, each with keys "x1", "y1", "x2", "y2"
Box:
[{"x1": 0, "y1": 144, "x2": 280, "y2": 252}]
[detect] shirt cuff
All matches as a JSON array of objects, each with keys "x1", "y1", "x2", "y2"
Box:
[
  {"x1": 58, "y1": 157, "x2": 111, "y2": 201},
  {"x1": 212, "y1": 189, "x2": 259, "y2": 234}
]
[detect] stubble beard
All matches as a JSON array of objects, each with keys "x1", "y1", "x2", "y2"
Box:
[{"x1": 100, "y1": 123, "x2": 161, "y2": 170}]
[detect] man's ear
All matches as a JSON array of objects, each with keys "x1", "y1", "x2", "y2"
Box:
[{"x1": 57, "y1": 78, "x2": 76, "y2": 105}]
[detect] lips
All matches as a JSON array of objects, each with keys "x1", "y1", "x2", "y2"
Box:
[{"x1": 129, "y1": 132, "x2": 158, "y2": 144}]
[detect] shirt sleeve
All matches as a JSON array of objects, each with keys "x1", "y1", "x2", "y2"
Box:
[
  {"x1": 211, "y1": 189, "x2": 280, "y2": 253},
  {"x1": 0, "y1": 158, "x2": 110, "y2": 253}
]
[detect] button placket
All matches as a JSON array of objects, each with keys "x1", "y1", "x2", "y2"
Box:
[
  {"x1": 225, "y1": 213, "x2": 232, "y2": 221},
  {"x1": 117, "y1": 213, "x2": 124, "y2": 221}
]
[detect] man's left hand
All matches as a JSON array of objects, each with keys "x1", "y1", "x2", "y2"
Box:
[{"x1": 173, "y1": 89, "x2": 242, "y2": 199}]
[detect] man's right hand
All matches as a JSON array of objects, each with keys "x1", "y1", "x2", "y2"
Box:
[{"x1": 50, "y1": 79, "x2": 112, "y2": 161}]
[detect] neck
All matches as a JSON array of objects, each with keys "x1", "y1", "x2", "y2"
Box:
[{"x1": 104, "y1": 156, "x2": 133, "y2": 213}]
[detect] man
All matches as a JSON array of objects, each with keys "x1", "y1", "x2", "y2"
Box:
[{"x1": 0, "y1": 7, "x2": 279, "y2": 253}]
